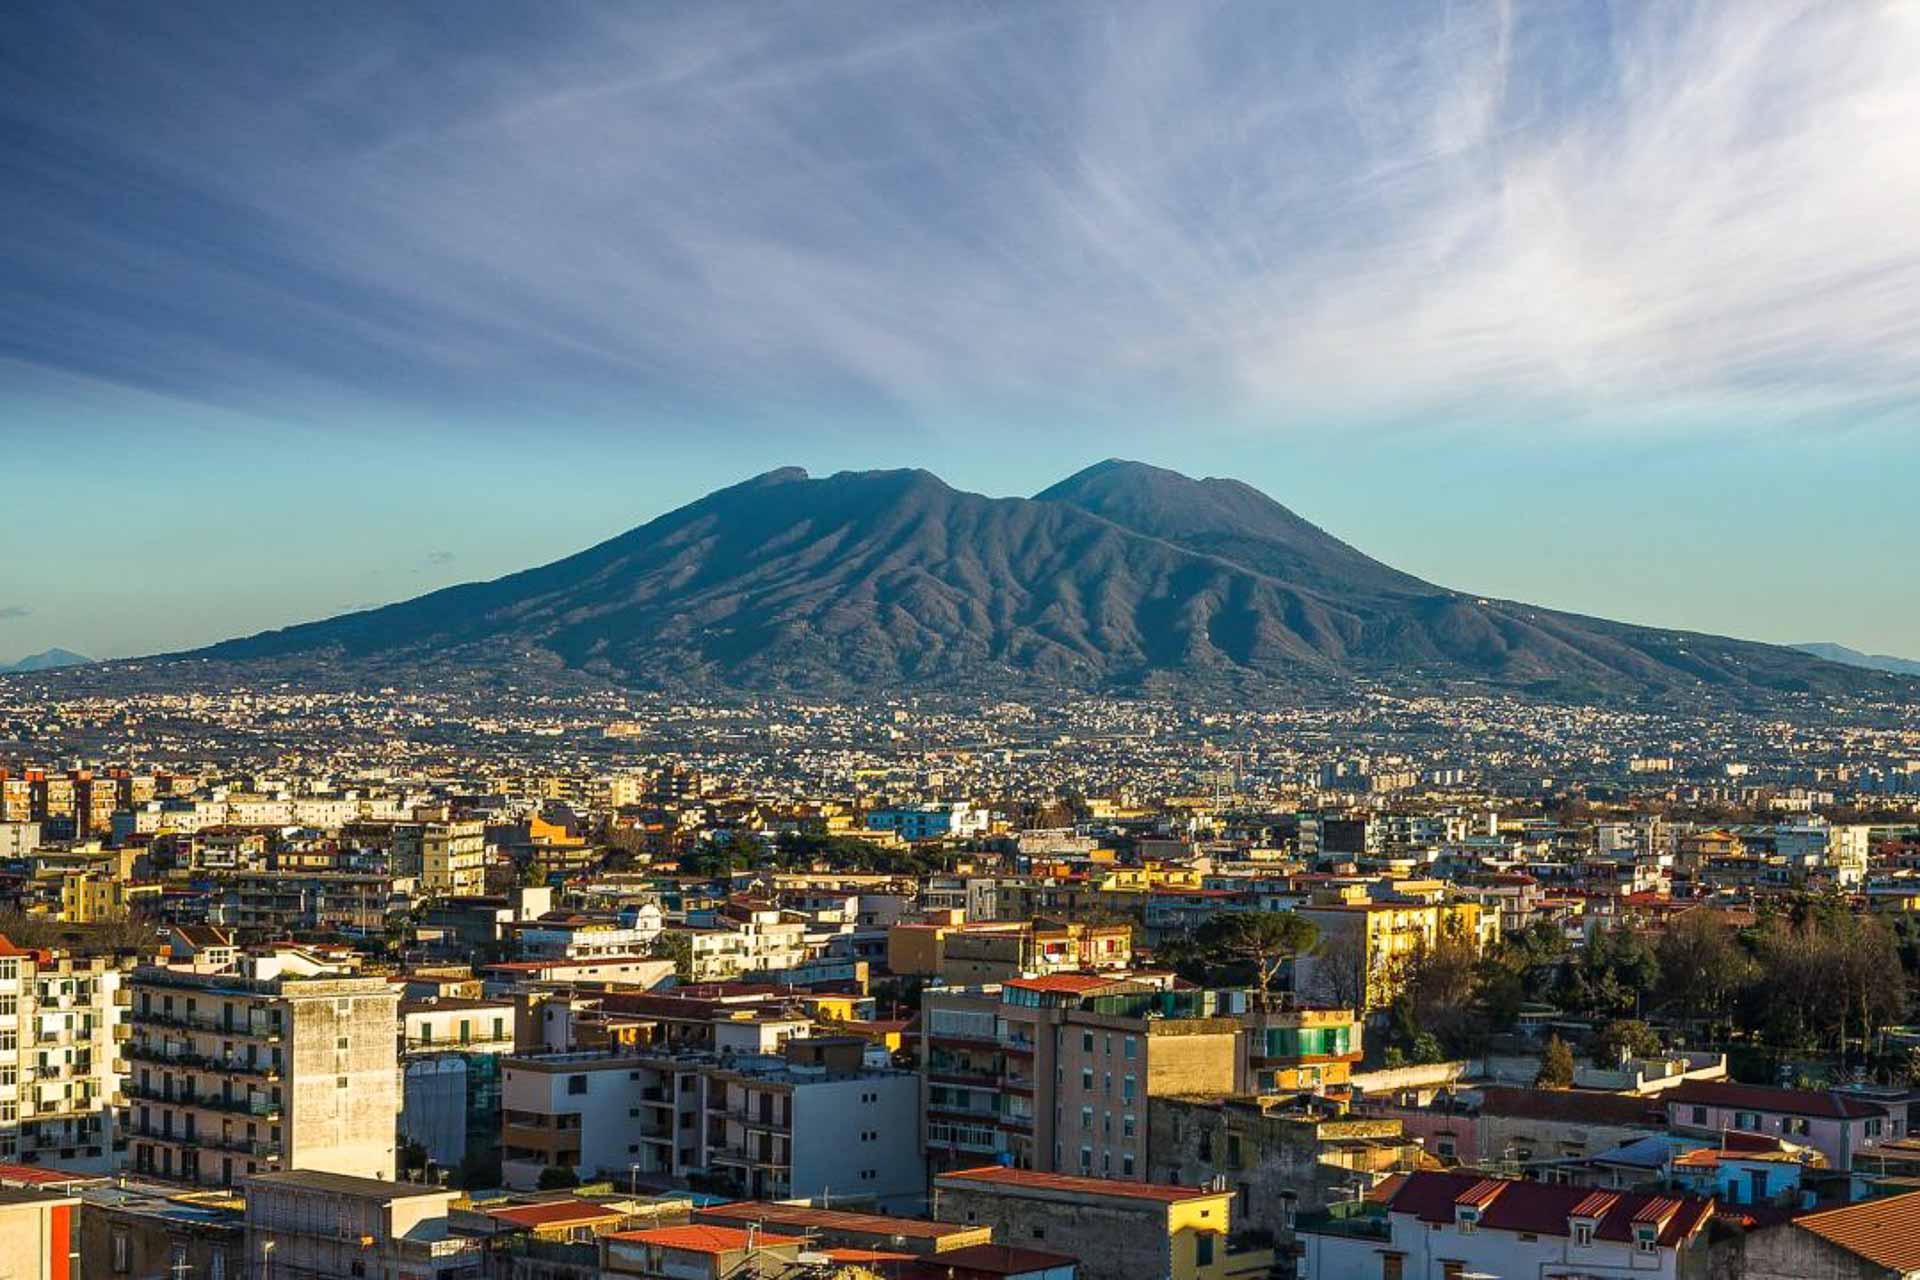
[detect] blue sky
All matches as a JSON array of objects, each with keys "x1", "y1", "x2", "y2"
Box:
[{"x1": 2, "y1": 1, "x2": 1917, "y2": 662}]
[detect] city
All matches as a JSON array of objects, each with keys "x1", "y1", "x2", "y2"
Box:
[{"x1": 7, "y1": 3, "x2": 1920, "y2": 1280}]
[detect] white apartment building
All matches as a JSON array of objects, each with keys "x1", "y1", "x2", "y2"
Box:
[
  {"x1": 501, "y1": 1039, "x2": 923, "y2": 1209},
  {"x1": 680, "y1": 907, "x2": 811, "y2": 982},
  {"x1": 0, "y1": 941, "x2": 134, "y2": 1172}
]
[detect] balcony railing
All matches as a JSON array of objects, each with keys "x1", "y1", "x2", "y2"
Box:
[
  {"x1": 133, "y1": 1010, "x2": 281, "y2": 1039},
  {"x1": 124, "y1": 1083, "x2": 280, "y2": 1117},
  {"x1": 124, "y1": 1042, "x2": 281, "y2": 1078}
]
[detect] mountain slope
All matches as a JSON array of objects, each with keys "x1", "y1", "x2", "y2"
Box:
[
  {"x1": 1040, "y1": 460, "x2": 1883, "y2": 699},
  {"x1": 1794, "y1": 642, "x2": 1920, "y2": 677},
  {"x1": 174, "y1": 463, "x2": 1905, "y2": 702},
  {"x1": 1, "y1": 648, "x2": 91, "y2": 673}
]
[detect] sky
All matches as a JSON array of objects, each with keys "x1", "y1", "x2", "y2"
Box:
[{"x1": 2, "y1": 0, "x2": 1918, "y2": 663}]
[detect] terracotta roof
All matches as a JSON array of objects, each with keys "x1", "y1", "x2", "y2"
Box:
[
  {"x1": 1792, "y1": 1189, "x2": 1920, "y2": 1272},
  {"x1": 936, "y1": 1166, "x2": 1224, "y2": 1203},
  {"x1": 607, "y1": 1225, "x2": 806, "y2": 1254},
  {"x1": 1386, "y1": 1172, "x2": 1712, "y2": 1248},
  {"x1": 1477, "y1": 1086, "x2": 1664, "y2": 1127},
  {"x1": 1569, "y1": 1191, "x2": 1619, "y2": 1219},
  {"x1": 926, "y1": 1244, "x2": 1081, "y2": 1275},
  {"x1": 484, "y1": 1199, "x2": 626, "y2": 1230},
  {"x1": 1665, "y1": 1080, "x2": 1888, "y2": 1120}
]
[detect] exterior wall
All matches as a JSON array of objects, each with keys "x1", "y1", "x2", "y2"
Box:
[
  {"x1": 788, "y1": 1072, "x2": 925, "y2": 1210},
  {"x1": 0, "y1": 1197, "x2": 75, "y2": 1280},
  {"x1": 1734, "y1": 1225, "x2": 1894, "y2": 1280},
  {"x1": 934, "y1": 1187, "x2": 1174, "y2": 1280},
  {"x1": 78, "y1": 1201, "x2": 243, "y2": 1280},
  {"x1": 283, "y1": 985, "x2": 400, "y2": 1180}
]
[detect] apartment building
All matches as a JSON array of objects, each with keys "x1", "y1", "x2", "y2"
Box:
[
  {"x1": 209, "y1": 872, "x2": 399, "y2": 935},
  {"x1": 394, "y1": 820, "x2": 489, "y2": 898},
  {"x1": 125, "y1": 952, "x2": 399, "y2": 1187},
  {"x1": 501, "y1": 1037, "x2": 923, "y2": 1208},
  {"x1": 1295, "y1": 895, "x2": 1492, "y2": 1009},
  {"x1": 0, "y1": 939, "x2": 133, "y2": 1172},
  {"x1": 922, "y1": 976, "x2": 1249, "y2": 1179},
  {"x1": 679, "y1": 906, "x2": 811, "y2": 982}
]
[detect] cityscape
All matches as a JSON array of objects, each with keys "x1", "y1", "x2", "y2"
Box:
[{"x1": 6, "y1": 4, "x2": 1920, "y2": 1280}]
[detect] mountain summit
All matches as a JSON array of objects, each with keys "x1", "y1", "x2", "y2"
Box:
[{"x1": 178, "y1": 463, "x2": 1902, "y2": 702}]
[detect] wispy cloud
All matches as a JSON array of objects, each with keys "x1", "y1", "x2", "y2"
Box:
[
  {"x1": 4, "y1": 0, "x2": 1918, "y2": 437},
  {"x1": 425, "y1": 550, "x2": 456, "y2": 566},
  {"x1": 0, "y1": 606, "x2": 29, "y2": 621}
]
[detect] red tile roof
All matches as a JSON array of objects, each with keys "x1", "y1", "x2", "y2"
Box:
[
  {"x1": 1386, "y1": 1172, "x2": 1712, "y2": 1248},
  {"x1": 1792, "y1": 1188, "x2": 1920, "y2": 1273},
  {"x1": 936, "y1": 1166, "x2": 1225, "y2": 1203},
  {"x1": 607, "y1": 1226, "x2": 806, "y2": 1254},
  {"x1": 925, "y1": 1244, "x2": 1081, "y2": 1275}
]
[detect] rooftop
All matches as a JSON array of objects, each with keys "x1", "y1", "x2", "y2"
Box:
[
  {"x1": 1791, "y1": 1188, "x2": 1920, "y2": 1273},
  {"x1": 936, "y1": 1166, "x2": 1228, "y2": 1204}
]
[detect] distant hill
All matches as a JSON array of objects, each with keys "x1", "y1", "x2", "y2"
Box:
[
  {"x1": 1794, "y1": 642, "x2": 1920, "y2": 677},
  {"x1": 154, "y1": 461, "x2": 1912, "y2": 706},
  {"x1": 1, "y1": 648, "x2": 91, "y2": 674}
]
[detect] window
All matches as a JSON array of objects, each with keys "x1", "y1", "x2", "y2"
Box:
[
  {"x1": 1081, "y1": 1106, "x2": 1093, "y2": 1131},
  {"x1": 1783, "y1": 1117, "x2": 1809, "y2": 1136},
  {"x1": 1867, "y1": 1118, "x2": 1886, "y2": 1138},
  {"x1": 1455, "y1": 1208, "x2": 1478, "y2": 1234},
  {"x1": 1123, "y1": 1152, "x2": 1135, "y2": 1176},
  {"x1": 1082, "y1": 1031, "x2": 1094, "y2": 1052},
  {"x1": 1635, "y1": 1225, "x2": 1658, "y2": 1254},
  {"x1": 1123, "y1": 1114, "x2": 1136, "y2": 1137},
  {"x1": 1079, "y1": 1146, "x2": 1092, "y2": 1172},
  {"x1": 1735, "y1": 1111, "x2": 1759, "y2": 1131},
  {"x1": 1081, "y1": 1068, "x2": 1093, "y2": 1090},
  {"x1": 1124, "y1": 1036, "x2": 1137, "y2": 1060},
  {"x1": 111, "y1": 1229, "x2": 129, "y2": 1273},
  {"x1": 1573, "y1": 1222, "x2": 1593, "y2": 1246},
  {"x1": 1122, "y1": 1074, "x2": 1136, "y2": 1102},
  {"x1": 1381, "y1": 1256, "x2": 1403, "y2": 1280},
  {"x1": 1195, "y1": 1234, "x2": 1214, "y2": 1267},
  {"x1": 567, "y1": 1075, "x2": 588, "y2": 1095},
  {"x1": 1690, "y1": 1106, "x2": 1707, "y2": 1125}
]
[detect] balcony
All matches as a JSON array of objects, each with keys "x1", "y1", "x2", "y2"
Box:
[
  {"x1": 134, "y1": 1010, "x2": 281, "y2": 1040},
  {"x1": 124, "y1": 1043, "x2": 281, "y2": 1078},
  {"x1": 124, "y1": 1082, "x2": 280, "y2": 1118}
]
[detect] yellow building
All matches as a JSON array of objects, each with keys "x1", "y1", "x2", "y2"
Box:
[
  {"x1": 1298, "y1": 897, "x2": 1491, "y2": 1010},
  {"x1": 59, "y1": 869, "x2": 133, "y2": 922}
]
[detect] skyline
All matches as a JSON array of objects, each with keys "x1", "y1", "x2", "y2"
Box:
[{"x1": 5, "y1": 1, "x2": 1919, "y2": 661}]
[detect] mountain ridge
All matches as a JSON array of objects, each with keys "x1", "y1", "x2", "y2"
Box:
[{"x1": 148, "y1": 462, "x2": 1909, "y2": 704}]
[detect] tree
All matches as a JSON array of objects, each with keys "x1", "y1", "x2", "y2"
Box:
[
  {"x1": 1655, "y1": 909, "x2": 1751, "y2": 1033},
  {"x1": 1591, "y1": 1019, "x2": 1663, "y2": 1066},
  {"x1": 1194, "y1": 912, "x2": 1319, "y2": 999},
  {"x1": 1535, "y1": 1035, "x2": 1576, "y2": 1089},
  {"x1": 648, "y1": 931, "x2": 693, "y2": 980},
  {"x1": 536, "y1": 1166, "x2": 580, "y2": 1191},
  {"x1": 1302, "y1": 926, "x2": 1368, "y2": 1010},
  {"x1": 1401, "y1": 922, "x2": 1486, "y2": 1055}
]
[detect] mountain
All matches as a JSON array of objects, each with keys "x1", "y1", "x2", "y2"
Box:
[
  {"x1": 169, "y1": 462, "x2": 1907, "y2": 703},
  {"x1": 0, "y1": 648, "x2": 91, "y2": 674},
  {"x1": 1794, "y1": 643, "x2": 1920, "y2": 677}
]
